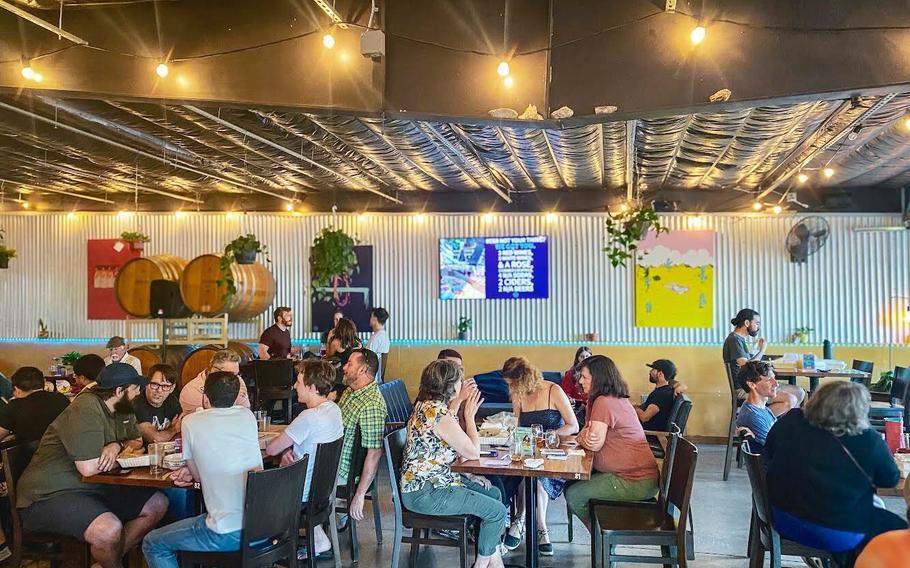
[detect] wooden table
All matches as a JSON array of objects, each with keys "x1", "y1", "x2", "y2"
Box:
[
  {"x1": 83, "y1": 466, "x2": 198, "y2": 490},
  {"x1": 453, "y1": 448, "x2": 593, "y2": 568},
  {"x1": 771, "y1": 367, "x2": 869, "y2": 393}
]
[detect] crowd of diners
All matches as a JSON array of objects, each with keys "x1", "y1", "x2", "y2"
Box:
[{"x1": 0, "y1": 304, "x2": 905, "y2": 566}]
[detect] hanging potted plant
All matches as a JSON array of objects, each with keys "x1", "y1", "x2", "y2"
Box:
[
  {"x1": 120, "y1": 231, "x2": 151, "y2": 252},
  {"x1": 310, "y1": 226, "x2": 358, "y2": 301},
  {"x1": 603, "y1": 202, "x2": 669, "y2": 268},
  {"x1": 0, "y1": 244, "x2": 15, "y2": 269},
  {"x1": 457, "y1": 316, "x2": 473, "y2": 341},
  {"x1": 218, "y1": 234, "x2": 270, "y2": 301}
]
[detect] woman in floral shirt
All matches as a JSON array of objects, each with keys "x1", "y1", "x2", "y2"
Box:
[{"x1": 400, "y1": 360, "x2": 508, "y2": 568}]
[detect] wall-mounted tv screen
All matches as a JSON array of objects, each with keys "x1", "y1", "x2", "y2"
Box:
[{"x1": 440, "y1": 236, "x2": 549, "y2": 300}]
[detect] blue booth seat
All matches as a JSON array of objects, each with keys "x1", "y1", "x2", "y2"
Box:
[{"x1": 473, "y1": 370, "x2": 563, "y2": 420}]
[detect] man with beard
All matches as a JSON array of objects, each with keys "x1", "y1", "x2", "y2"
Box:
[
  {"x1": 636, "y1": 359, "x2": 679, "y2": 431},
  {"x1": 16, "y1": 363, "x2": 168, "y2": 568},
  {"x1": 104, "y1": 336, "x2": 143, "y2": 375},
  {"x1": 134, "y1": 364, "x2": 184, "y2": 444},
  {"x1": 258, "y1": 306, "x2": 298, "y2": 360}
]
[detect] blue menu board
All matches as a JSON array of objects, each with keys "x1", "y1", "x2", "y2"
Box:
[{"x1": 439, "y1": 235, "x2": 549, "y2": 300}]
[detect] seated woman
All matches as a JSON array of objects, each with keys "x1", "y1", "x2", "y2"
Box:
[
  {"x1": 561, "y1": 346, "x2": 592, "y2": 425},
  {"x1": 400, "y1": 360, "x2": 507, "y2": 568},
  {"x1": 324, "y1": 318, "x2": 363, "y2": 398},
  {"x1": 564, "y1": 355, "x2": 659, "y2": 528},
  {"x1": 765, "y1": 381, "x2": 906, "y2": 565},
  {"x1": 498, "y1": 357, "x2": 578, "y2": 555}
]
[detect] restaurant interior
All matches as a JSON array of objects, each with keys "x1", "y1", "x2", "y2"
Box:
[{"x1": 1, "y1": 1, "x2": 910, "y2": 567}]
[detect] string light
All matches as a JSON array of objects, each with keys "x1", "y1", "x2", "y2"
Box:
[
  {"x1": 21, "y1": 201, "x2": 29, "y2": 209},
  {"x1": 32, "y1": 72, "x2": 43, "y2": 83},
  {"x1": 174, "y1": 210, "x2": 186, "y2": 219},
  {"x1": 797, "y1": 173, "x2": 809, "y2": 184},
  {"x1": 497, "y1": 61, "x2": 510, "y2": 77},
  {"x1": 66, "y1": 211, "x2": 77, "y2": 220},
  {"x1": 284, "y1": 202, "x2": 295, "y2": 212},
  {"x1": 904, "y1": 117, "x2": 910, "y2": 130},
  {"x1": 156, "y1": 63, "x2": 169, "y2": 78},
  {"x1": 358, "y1": 213, "x2": 370, "y2": 223},
  {"x1": 618, "y1": 203, "x2": 630, "y2": 213},
  {"x1": 690, "y1": 26, "x2": 706, "y2": 45},
  {"x1": 545, "y1": 212, "x2": 558, "y2": 223},
  {"x1": 823, "y1": 167, "x2": 835, "y2": 178},
  {"x1": 117, "y1": 210, "x2": 134, "y2": 220},
  {"x1": 772, "y1": 205, "x2": 783, "y2": 215},
  {"x1": 323, "y1": 33, "x2": 335, "y2": 49},
  {"x1": 686, "y1": 214, "x2": 705, "y2": 228},
  {"x1": 503, "y1": 76, "x2": 514, "y2": 89},
  {"x1": 225, "y1": 211, "x2": 239, "y2": 220},
  {"x1": 413, "y1": 213, "x2": 427, "y2": 224},
  {"x1": 482, "y1": 212, "x2": 496, "y2": 224},
  {"x1": 751, "y1": 201, "x2": 763, "y2": 211},
  {"x1": 21, "y1": 66, "x2": 34, "y2": 80}
]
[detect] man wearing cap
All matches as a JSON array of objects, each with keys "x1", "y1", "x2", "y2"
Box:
[
  {"x1": 636, "y1": 360, "x2": 683, "y2": 432},
  {"x1": 104, "y1": 336, "x2": 143, "y2": 375},
  {"x1": 16, "y1": 363, "x2": 168, "y2": 568}
]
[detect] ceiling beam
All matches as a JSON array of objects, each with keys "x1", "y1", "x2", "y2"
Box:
[
  {"x1": 420, "y1": 122, "x2": 512, "y2": 203},
  {"x1": 446, "y1": 124, "x2": 517, "y2": 193},
  {"x1": 0, "y1": 0, "x2": 88, "y2": 45},
  {"x1": 540, "y1": 130, "x2": 568, "y2": 189},
  {"x1": 358, "y1": 119, "x2": 453, "y2": 190},
  {"x1": 0, "y1": 178, "x2": 114, "y2": 203},
  {"x1": 492, "y1": 127, "x2": 538, "y2": 189},
  {"x1": 625, "y1": 119, "x2": 637, "y2": 201}
]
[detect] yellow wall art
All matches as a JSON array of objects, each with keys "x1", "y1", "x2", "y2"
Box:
[{"x1": 635, "y1": 230, "x2": 715, "y2": 328}]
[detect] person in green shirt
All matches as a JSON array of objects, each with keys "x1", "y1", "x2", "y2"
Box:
[{"x1": 16, "y1": 363, "x2": 169, "y2": 568}]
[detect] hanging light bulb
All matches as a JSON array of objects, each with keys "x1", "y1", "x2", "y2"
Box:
[
  {"x1": 904, "y1": 117, "x2": 910, "y2": 131},
  {"x1": 156, "y1": 63, "x2": 169, "y2": 78},
  {"x1": 21, "y1": 201, "x2": 29, "y2": 209},
  {"x1": 772, "y1": 205, "x2": 783, "y2": 215},
  {"x1": 21, "y1": 66, "x2": 34, "y2": 80},
  {"x1": 413, "y1": 213, "x2": 427, "y2": 224},
  {"x1": 797, "y1": 173, "x2": 809, "y2": 184},
  {"x1": 66, "y1": 211, "x2": 77, "y2": 220},
  {"x1": 823, "y1": 167, "x2": 835, "y2": 178},
  {"x1": 690, "y1": 26, "x2": 706, "y2": 45},
  {"x1": 751, "y1": 201, "x2": 763, "y2": 211},
  {"x1": 174, "y1": 210, "x2": 186, "y2": 219},
  {"x1": 323, "y1": 32, "x2": 335, "y2": 49},
  {"x1": 482, "y1": 212, "x2": 496, "y2": 224},
  {"x1": 545, "y1": 212, "x2": 558, "y2": 223},
  {"x1": 284, "y1": 202, "x2": 295, "y2": 212},
  {"x1": 503, "y1": 75, "x2": 514, "y2": 89},
  {"x1": 32, "y1": 72, "x2": 43, "y2": 83},
  {"x1": 497, "y1": 61, "x2": 510, "y2": 77}
]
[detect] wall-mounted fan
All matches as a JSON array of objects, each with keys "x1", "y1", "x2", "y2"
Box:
[{"x1": 786, "y1": 216, "x2": 830, "y2": 263}]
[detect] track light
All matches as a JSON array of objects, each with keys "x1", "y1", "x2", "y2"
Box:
[
  {"x1": 503, "y1": 76, "x2": 514, "y2": 89},
  {"x1": 497, "y1": 61, "x2": 510, "y2": 77},
  {"x1": 823, "y1": 167, "x2": 835, "y2": 178},
  {"x1": 751, "y1": 201, "x2": 763, "y2": 211},
  {"x1": 285, "y1": 202, "x2": 295, "y2": 212},
  {"x1": 690, "y1": 26, "x2": 706, "y2": 45},
  {"x1": 323, "y1": 33, "x2": 335, "y2": 49},
  {"x1": 156, "y1": 63, "x2": 169, "y2": 78},
  {"x1": 21, "y1": 66, "x2": 34, "y2": 80},
  {"x1": 797, "y1": 173, "x2": 809, "y2": 184},
  {"x1": 772, "y1": 205, "x2": 783, "y2": 215}
]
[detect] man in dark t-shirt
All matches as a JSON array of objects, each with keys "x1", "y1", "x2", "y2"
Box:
[
  {"x1": 0, "y1": 366, "x2": 69, "y2": 443},
  {"x1": 133, "y1": 364, "x2": 183, "y2": 444},
  {"x1": 637, "y1": 359, "x2": 678, "y2": 431},
  {"x1": 258, "y1": 306, "x2": 294, "y2": 360}
]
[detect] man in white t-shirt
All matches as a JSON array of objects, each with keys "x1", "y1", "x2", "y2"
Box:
[
  {"x1": 142, "y1": 371, "x2": 263, "y2": 566},
  {"x1": 266, "y1": 359, "x2": 343, "y2": 560},
  {"x1": 365, "y1": 307, "x2": 390, "y2": 381},
  {"x1": 103, "y1": 336, "x2": 143, "y2": 375}
]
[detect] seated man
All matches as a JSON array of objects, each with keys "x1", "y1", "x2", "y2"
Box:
[
  {"x1": 104, "y1": 336, "x2": 143, "y2": 375},
  {"x1": 735, "y1": 361, "x2": 780, "y2": 451},
  {"x1": 265, "y1": 359, "x2": 344, "y2": 560},
  {"x1": 134, "y1": 364, "x2": 183, "y2": 444},
  {"x1": 179, "y1": 349, "x2": 250, "y2": 413},
  {"x1": 142, "y1": 371, "x2": 263, "y2": 566},
  {"x1": 0, "y1": 366, "x2": 70, "y2": 443},
  {"x1": 636, "y1": 359, "x2": 681, "y2": 431},
  {"x1": 73, "y1": 353, "x2": 106, "y2": 392},
  {"x1": 16, "y1": 363, "x2": 168, "y2": 568}
]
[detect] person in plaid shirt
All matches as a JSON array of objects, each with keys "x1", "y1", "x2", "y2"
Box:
[{"x1": 337, "y1": 348, "x2": 387, "y2": 521}]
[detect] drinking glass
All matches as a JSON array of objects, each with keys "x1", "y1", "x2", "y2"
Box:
[
  {"x1": 531, "y1": 424, "x2": 544, "y2": 449},
  {"x1": 255, "y1": 411, "x2": 269, "y2": 432},
  {"x1": 148, "y1": 443, "x2": 161, "y2": 475},
  {"x1": 545, "y1": 431, "x2": 560, "y2": 450}
]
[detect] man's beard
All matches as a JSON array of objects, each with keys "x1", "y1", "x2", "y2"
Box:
[
  {"x1": 747, "y1": 328, "x2": 759, "y2": 337},
  {"x1": 648, "y1": 375, "x2": 658, "y2": 384},
  {"x1": 342, "y1": 372, "x2": 356, "y2": 386},
  {"x1": 113, "y1": 392, "x2": 134, "y2": 414}
]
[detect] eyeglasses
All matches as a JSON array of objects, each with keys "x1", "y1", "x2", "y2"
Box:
[{"x1": 148, "y1": 382, "x2": 175, "y2": 392}]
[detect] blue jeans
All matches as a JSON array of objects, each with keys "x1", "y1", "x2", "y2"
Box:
[{"x1": 142, "y1": 514, "x2": 240, "y2": 568}]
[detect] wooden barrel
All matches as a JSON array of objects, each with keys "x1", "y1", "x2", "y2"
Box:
[
  {"x1": 115, "y1": 255, "x2": 187, "y2": 318},
  {"x1": 126, "y1": 345, "x2": 190, "y2": 376},
  {"x1": 179, "y1": 255, "x2": 276, "y2": 321},
  {"x1": 179, "y1": 342, "x2": 256, "y2": 388}
]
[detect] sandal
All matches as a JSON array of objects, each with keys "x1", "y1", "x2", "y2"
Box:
[
  {"x1": 538, "y1": 529, "x2": 553, "y2": 556},
  {"x1": 503, "y1": 519, "x2": 524, "y2": 550}
]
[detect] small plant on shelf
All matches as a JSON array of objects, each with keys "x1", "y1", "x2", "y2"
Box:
[
  {"x1": 218, "y1": 234, "x2": 270, "y2": 301},
  {"x1": 603, "y1": 202, "x2": 669, "y2": 268},
  {"x1": 0, "y1": 228, "x2": 15, "y2": 269},
  {"x1": 310, "y1": 226, "x2": 358, "y2": 301},
  {"x1": 120, "y1": 231, "x2": 151, "y2": 252},
  {"x1": 871, "y1": 370, "x2": 894, "y2": 394},
  {"x1": 457, "y1": 316, "x2": 473, "y2": 341},
  {"x1": 791, "y1": 326, "x2": 814, "y2": 344},
  {"x1": 61, "y1": 351, "x2": 81, "y2": 366}
]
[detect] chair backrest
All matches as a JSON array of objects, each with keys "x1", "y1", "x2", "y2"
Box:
[
  {"x1": 851, "y1": 360, "x2": 874, "y2": 387},
  {"x1": 239, "y1": 456, "x2": 308, "y2": 557},
  {"x1": 379, "y1": 379, "x2": 414, "y2": 433},
  {"x1": 346, "y1": 424, "x2": 369, "y2": 493},
  {"x1": 742, "y1": 443, "x2": 774, "y2": 532},
  {"x1": 308, "y1": 437, "x2": 345, "y2": 511},
  {"x1": 656, "y1": 429, "x2": 681, "y2": 508},
  {"x1": 666, "y1": 435, "x2": 698, "y2": 525},
  {"x1": 670, "y1": 395, "x2": 693, "y2": 434},
  {"x1": 2, "y1": 442, "x2": 39, "y2": 543},
  {"x1": 251, "y1": 359, "x2": 295, "y2": 390},
  {"x1": 384, "y1": 427, "x2": 408, "y2": 500},
  {"x1": 893, "y1": 366, "x2": 910, "y2": 405}
]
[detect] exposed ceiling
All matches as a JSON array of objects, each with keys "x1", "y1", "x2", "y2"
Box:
[{"x1": 1, "y1": 88, "x2": 909, "y2": 213}]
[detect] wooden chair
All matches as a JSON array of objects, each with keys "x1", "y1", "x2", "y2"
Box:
[
  {"x1": 299, "y1": 437, "x2": 344, "y2": 568},
  {"x1": 180, "y1": 456, "x2": 308, "y2": 567},
  {"x1": 850, "y1": 360, "x2": 874, "y2": 388},
  {"x1": 723, "y1": 363, "x2": 745, "y2": 481},
  {"x1": 590, "y1": 434, "x2": 697, "y2": 567},
  {"x1": 335, "y1": 425, "x2": 383, "y2": 563},
  {"x1": 742, "y1": 445, "x2": 839, "y2": 568},
  {"x1": 384, "y1": 428, "x2": 476, "y2": 568},
  {"x1": 648, "y1": 395, "x2": 692, "y2": 458},
  {"x1": 2, "y1": 443, "x2": 91, "y2": 568},
  {"x1": 249, "y1": 359, "x2": 296, "y2": 424}
]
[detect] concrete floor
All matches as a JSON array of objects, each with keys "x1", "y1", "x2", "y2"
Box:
[{"x1": 330, "y1": 444, "x2": 907, "y2": 568}]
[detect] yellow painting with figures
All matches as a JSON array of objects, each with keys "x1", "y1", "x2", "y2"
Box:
[{"x1": 635, "y1": 231, "x2": 715, "y2": 328}]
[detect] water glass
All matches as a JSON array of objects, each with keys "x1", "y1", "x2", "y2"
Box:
[
  {"x1": 531, "y1": 424, "x2": 544, "y2": 449},
  {"x1": 255, "y1": 411, "x2": 270, "y2": 432},
  {"x1": 545, "y1": 431, "x2": 560, "y2": 450},
  {"x1": 148, "y1": 443, "x2": 161, "y2": 475}
]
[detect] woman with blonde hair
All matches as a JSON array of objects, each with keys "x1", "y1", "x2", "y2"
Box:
[{"x1": 499, "y1": 357, "x2": 578, "y2": 555}]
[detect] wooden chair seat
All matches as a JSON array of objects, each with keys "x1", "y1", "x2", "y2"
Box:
[{"x1": 593, "y1": 502, "x2": 674, "y2": 533}]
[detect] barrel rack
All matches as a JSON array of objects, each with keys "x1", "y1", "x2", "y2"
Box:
[{"x1": 125, "y1": 315, "x2": 229, "y2": 348}]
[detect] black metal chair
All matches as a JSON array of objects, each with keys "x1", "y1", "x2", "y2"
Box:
[
  {"x1": 724, "y1": 362, "x2": 745, "y2": 481},
  {"x1": 590, "y1": 433, "x2": 697, "y2": 567},
  {"x1": 180, "y1": 456, "x2": 308, "y2": 567},
  {"x1": 379, "y1": 379, "x2": 414, "y2": 435},
  {"x1": 742, "y1": 444, "x2": 839, "y2": 568},
  {"x1": 249, "y1": 359, "x2": 296, "y2": 424},
  {"x1": 3, "y1": 442, "x2": 91, "y2": 568},
  {"x1": 648, "y1": 395, "x2": 692, "y2": 458},
  {"x1": 850, "y1": 360, "x2": 874, "y2": 388},
  {"x1": 384, "y1": 428, "x2": 476, "y2": 568},
  {"x1": 300, "y1": 437, "x2": 345, "y2": 568},
  {"x1": 335, "y1": 425, "x2": 383, "y2": 563}
]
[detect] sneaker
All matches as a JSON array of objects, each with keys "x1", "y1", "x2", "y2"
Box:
[
  {"x1": 0, "y1": 545, "x2": 9, "y2": 563},
  {"x1": 503, "y1": 519, "x2": 524, "y2": 551},
  {"x1": 297, "y1": 545, "x2": 333, "y2": 561},
  {"x1": 538, "y1": 529, "x2": 553, "y2": 556},
  {"x1": 433, "y1": 529, "x2": 461, "y2": 542},
  {"x1": 801, "y1": 558, "x2": 824, "y2": 568}
]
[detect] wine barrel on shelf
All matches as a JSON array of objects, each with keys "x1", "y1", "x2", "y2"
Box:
[
  {"x1": 115, "y1": 255, "x2": 187, "y2": 318},
  {"x1": 126, "y1": 345, "x2": 191, "y2": 377},
  {"x1": 179, "y1": 255, "x2": 277, "y2": 321},
  {"x1": 179, "y1": 342, "x2": 256, "y2": 388}
]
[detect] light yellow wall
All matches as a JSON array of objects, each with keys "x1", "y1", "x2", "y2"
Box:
[{"x1": 4, "y1": 342, "x2": 908, "y2": 439}]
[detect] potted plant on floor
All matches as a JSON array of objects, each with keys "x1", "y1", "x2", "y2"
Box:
[
  {"x1": 603, "y1": 202, "x2": 669, "y2": 268},
  {"x1": 218, "y1": 234, "x2": 270, "y2": 301},
  {"x1": 457, "y1": 316, "x2": 473, "y2": 341},
  {"x1": 310, "y1": 226, "x2": 358, "y2": 300},
  {"x1": 120, "y1": 231, "x2": 151, "y2": 252}
]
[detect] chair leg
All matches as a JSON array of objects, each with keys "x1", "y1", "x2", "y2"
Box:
[
  {"x1": 408, "y1": 528, "x2": 420, "y2": 568},
  {"x1": 371, "y1": 477, "x2": 383, "y2": 544},
  {"x1": 390, "y1": 517, "x2": 403, "y2": 568},
  {"x1": 459, "y1": 528, "x2": 468, "y2": 568},
  {"x1": 591, "y1": 530, "x2": 599, "y2": 568},
  {"x1": 350, "y1": 513, "x2": 360, "y2": 565},
  {"x1": 567, "y1": 505, "x2": 574, "y2": 542},
  {"x1": 660, "y1": 545, "x2": 672, "y2": 568},
  {"x1": 328, "y1": 512, "x2": 342, "y2": 568},
  {"x1": 723, "y1": 408, "x2": 736, "y2": 481},
  {"x1": 770, "y1": 532, "x2": 782, "y2": 568},
  {"x1": 307, "y1": 519, "x2": 317, "y2": 568}
]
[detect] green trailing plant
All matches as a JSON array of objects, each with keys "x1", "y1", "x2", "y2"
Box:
[
  {"x1": 61, "y1": 351, "x2": 81, "y2": 366},
  {"x1": 0, "y1": 228, "x2": 14, "y2": 268},
  {"x1": 218, "y1": 234, "x2": 270, "y2": 300},
  {"x1": 872, "y1": 370, "x2": 894, "y2": 394},
  {"x1": 310, "y1": 226, "x2": 358, "y2": 301},
  {"x1": 457, "y1": 317, "x2": 473, "y2": 333},
  {"x1": 120, "y1": 231, "x2": 150, "y2": 243},
  {"x1": 603, "y1": 203, "x2": 669, "y2": 268},
  {"x1": 791, "y1": 326, "x2": 814, "y2": 343}
]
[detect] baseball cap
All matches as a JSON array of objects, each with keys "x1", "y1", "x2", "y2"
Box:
[
  {"x1": 646, "y1": 359, "x2": 677, "y2": 381},
  {"x1": 105, "y1": 336, "x2": 126, "y2": 349},
  {"x1": 97, "y1": 363, "x2": 148, "y2": 389}
]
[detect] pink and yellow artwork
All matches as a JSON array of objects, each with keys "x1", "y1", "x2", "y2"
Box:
[{"x1": 635, "y1": 230, "x2": 715, "y2": 328}]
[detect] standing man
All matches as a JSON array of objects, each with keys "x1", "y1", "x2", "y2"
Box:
[
  {"x1": 104, "y1": 336, "x2": 143, "y2": 374},
  {"x1": 142, "y1": 371, "x2": 263, "y2": 566},
  {"x1": 16, "y1": 363, "x2": 167, "y2": 568},
  {"x1": 134, "y1": 364, "x2": 183, "y2": 444},
  {"x1": 258, "y1": 306, "x2": 297, "y2": 360},
  {"x1": 366, "y1": 307, "x2": 390, "y2": 381},
  {"x1": 179, "y1": 350, "x2": 249, "y2": 413},
  {"x1": 337, "y1": 348, "x2": 387, "y2": 522}
]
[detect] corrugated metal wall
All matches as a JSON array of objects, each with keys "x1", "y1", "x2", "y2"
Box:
[{"x1": 0, "y1": 212, "x2": 907, "y2": 345}]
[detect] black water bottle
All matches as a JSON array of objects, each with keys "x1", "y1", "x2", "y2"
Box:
[{"x1": 823, "y1": 339, "x2": 832, "y2": 360}]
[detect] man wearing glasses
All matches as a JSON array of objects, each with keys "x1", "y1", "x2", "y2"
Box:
[{"x1": 134, "y1": 364, "x2": 184, "y2": 444}]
